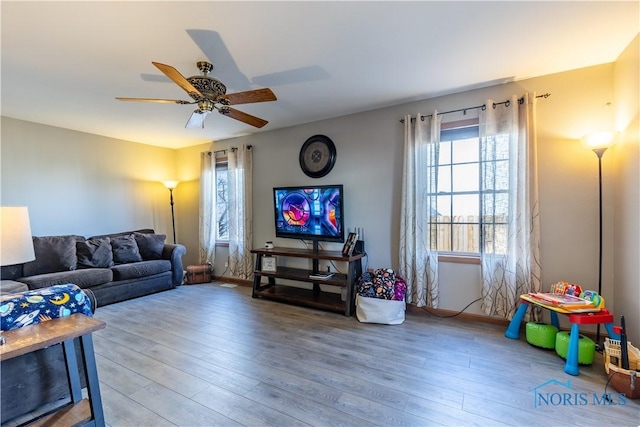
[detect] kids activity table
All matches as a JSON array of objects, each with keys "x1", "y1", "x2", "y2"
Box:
[{"x1": 505, "y1": 294, "x2": 619, "y2": 376}]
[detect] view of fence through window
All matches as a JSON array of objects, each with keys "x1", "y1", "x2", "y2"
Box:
[{"x1": 430, "y1": 128, "x2": 508, "y2": 255}]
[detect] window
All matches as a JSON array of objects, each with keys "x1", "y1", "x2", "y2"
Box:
[
  {"x1": 215, "y1": 160, "x2": 229, "y2": 241},
  {"x1": 433, "y1": 126, "x2": 480, "y2": 254},
  {"x1": 432, "y1": 126, "x2": 509, "y2": 254},
  {"x1": 431, "y1": 124, "x2": 509, "y2": 255}
]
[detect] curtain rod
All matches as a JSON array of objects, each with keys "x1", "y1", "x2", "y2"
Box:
[
  {"x1": 399, "y1": 92, "x2": 551, "y2": 123},
  {"x1": 205, "y1": 149, "x2": 226, "y2": 156},
  {"x1": 206, "y1": 145, "x2": 253, "y2": 155}
]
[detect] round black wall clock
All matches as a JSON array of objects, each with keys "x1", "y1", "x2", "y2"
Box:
[{"x1": 299, "y1": 135, "x2": 336, "y2": 178}]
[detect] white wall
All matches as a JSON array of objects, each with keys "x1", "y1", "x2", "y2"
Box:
[{"x1": 0, "y1": 118, "x2": 178, "y2": 238}]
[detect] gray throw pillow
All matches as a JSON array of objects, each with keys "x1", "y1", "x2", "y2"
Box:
[
  {"x1": 110, "y1": 234, "x2": 142, "y2": 264},
  {"x1": 134, "y1": 232, "x2": 166, "y2": 260},
  {"x1": 77, "y1": 238, "x2": 114, "y2": 268},
  {"x1": 22, "y1": 235, "x2": 77, "y2": 276}
]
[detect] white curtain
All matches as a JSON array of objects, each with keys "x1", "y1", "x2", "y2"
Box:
[
  {"x1": 480, "y1": 93, "x2": 542, "y2": 321},
  {"x1": 199, "y1": 150, "x2": 216, "y2": 265},
  {"x1": 227, "y1": 145, "x2": 254, "y2": 279},
  {"x1": 399, "y1": 112, "x2": 441, "y2": 307}
]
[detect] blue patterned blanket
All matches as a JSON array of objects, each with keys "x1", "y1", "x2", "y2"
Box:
[{"x1": 0, "y1": 284, "x2": 93, "y2": 331}]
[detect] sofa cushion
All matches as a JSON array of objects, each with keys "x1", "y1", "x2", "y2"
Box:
[
  {"x1": 0, "y1": 264, "x2": 23, "y2": 281},
  {"x1": 22, "y1": 236, "x2": 78, "y2": 276},
  {"x1": 77, "y1": 238, "x2": 114, "y2": 268},
  {"x1": 110, "y1": 260, "x2": 171, "y2": 281},
  {"x1": 18, "y1": 268, "x2": 113, "y2": 290},
  {"x1": 134, "y1": 232, "x2": 166, "y2": 260},
  {"x1": 0, "y1": 280, "x2": 29, "y2": 295},
  {"x1": 0, "y1": 283, "x2": 93, "y2": 331},
  {"x1": 89, "y1": 229, "x2": 155, "y2": 240},
  {"x1": 110, "y1": 234, "x2": 143, "y2": 264}
]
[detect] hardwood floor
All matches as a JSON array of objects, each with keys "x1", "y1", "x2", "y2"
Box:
[{"x1": 36, "y1": 283, "x2": 640, "y2": 426}]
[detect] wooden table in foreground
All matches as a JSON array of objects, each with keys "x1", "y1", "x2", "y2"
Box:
[
  {"x1": 0, "y1": 313, "x2": 106, "y2": 427},
  {"x1": 505, "y1": 294, "x2": 619, "y2": 376}
]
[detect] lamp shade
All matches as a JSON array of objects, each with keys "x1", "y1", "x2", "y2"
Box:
[
  {"x1": 0, "y1": 207, "x2": 35, "y2": 266},
  {"x1": 162, "y1": 180, "x2": 180, "y2": 190},
  {"x1": 581, "y1": 131, "x2": 616, "y2": 151}
]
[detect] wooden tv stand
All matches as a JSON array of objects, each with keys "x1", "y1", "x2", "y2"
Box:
[{"x1": 251, "y1": 246, "x2": 364, "y2": 316}]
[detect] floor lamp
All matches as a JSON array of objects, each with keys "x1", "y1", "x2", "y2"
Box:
[
  {"x1": 162, "y1": 180, "x2": 180, "y2": 243},
  {"x1": 581, "y1": 131, "x2": 615, "y2": 347}
]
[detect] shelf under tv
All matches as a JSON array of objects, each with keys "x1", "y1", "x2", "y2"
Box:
[
  {"x1": 253, "y1": 285, "x2": 346, "y2": 313},
  {"x1": 258, "y1": 266, "x2": 346, "y2": 286},
  {"x1": 251, "y1": 247, "x2": 364, "y2": 316}
]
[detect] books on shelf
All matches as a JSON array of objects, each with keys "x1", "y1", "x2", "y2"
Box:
[{"x1": 309, "y1": 272, "x2": 335, "y2": 280}]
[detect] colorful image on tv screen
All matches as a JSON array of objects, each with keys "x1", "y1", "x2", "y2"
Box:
[{"x1": 275, "y1": 187, "x2": 341, "y2": 239}]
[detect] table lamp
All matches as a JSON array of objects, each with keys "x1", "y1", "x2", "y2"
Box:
[{"x1": 1, "y1": 206, "x2": 35, "y2": 266}]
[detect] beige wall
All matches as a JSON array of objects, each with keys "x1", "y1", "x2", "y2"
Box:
[
  {"x1": 612, "y1": 34, "x2": 640, "y2": 344},
  {"x1": 0, "y1": 118, "x2": 178, "y2": 237},
  {"x1": 2, "y1": 36, "x2": 637, "y2": 326},
  {"x1": 174, "y1": 142, "x2": 211, "y2": 266}
]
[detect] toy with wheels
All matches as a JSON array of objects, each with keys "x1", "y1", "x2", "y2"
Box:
[
  {"x1": 555, "y1": 331, "x2": 596, "y2": 365},
  {"x1": 526, "y1": 322, "x2": 558, "y2": 349}
]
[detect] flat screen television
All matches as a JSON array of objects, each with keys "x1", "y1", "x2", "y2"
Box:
[{"x1": 273, "y1": 184, "x2": 344, "y2": 243}]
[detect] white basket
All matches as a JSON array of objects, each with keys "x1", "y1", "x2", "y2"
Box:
[{"x1": 355, "y1": 295, "x2": 405, "y2": 325}]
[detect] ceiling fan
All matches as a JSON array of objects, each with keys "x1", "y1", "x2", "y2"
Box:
[{"x1": 117, "y1": 61, "x2": 276, "y2": 129}]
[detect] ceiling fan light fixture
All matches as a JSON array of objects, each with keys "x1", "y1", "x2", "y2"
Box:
[
  {"x1": 198, "y1": 99, "x2": 214, "y2": 112},
  {"x1": 186, "y1": 109, "x2": 209, "y2": 129}
]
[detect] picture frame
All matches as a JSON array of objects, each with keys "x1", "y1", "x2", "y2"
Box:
[
  {"x1": 342, "y1": 232, "x2": 358, "y2": 256},
  {"x1": 261, "y1": 256, "x2": 277, "y2": 272}
]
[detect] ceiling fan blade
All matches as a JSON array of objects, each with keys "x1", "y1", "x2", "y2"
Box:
[
  {"x1": 219, "y1": 107, "x2": 268, "y2": 128},
  {"x1": 185, "y1": 110, "x2": 210, "y2": 129},
  {"x1": 116, "y1": 97, "x2": 193, "y2": 104},
  {"x1": 152, "y1": 62, "x2": 203, "y2": 98},
  {"x1": 224, "y1": 88, "x2": 277, "y2": 105}
]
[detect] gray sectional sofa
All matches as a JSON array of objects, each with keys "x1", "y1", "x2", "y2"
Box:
[
  {"x1": 1, "y1": 228, "x2": 186, "y2": 307},
  {"x1": 0, "y1": 228, "x2": 186, "y2": 424}
]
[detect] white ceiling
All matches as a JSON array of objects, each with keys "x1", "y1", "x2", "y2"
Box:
[{"x1": 2, "y1": 1, "x2": 638, "y2": 149}]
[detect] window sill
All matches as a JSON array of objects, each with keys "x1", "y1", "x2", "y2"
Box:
[
  {"x1": 438, "y1": 253, "x2": 480, "y2": 265},
  {"x1": 215, "y1": 242, "x2": 229, "y2": 248}
]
